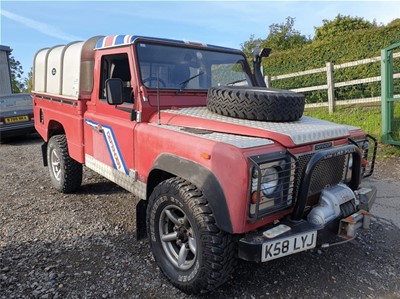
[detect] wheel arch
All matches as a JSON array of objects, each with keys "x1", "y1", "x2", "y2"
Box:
[
  {"x1": 47, "y1": 119, "x2": 66, "y2": 139},
  {"x1": 142, "y1": 154, "x2": 233, "y2": 234}
]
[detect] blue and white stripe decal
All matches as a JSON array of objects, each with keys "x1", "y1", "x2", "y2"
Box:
[
  {"x1": 95, "y1": 35, "x2": 135, "y2": 49},
  {"x1": 85, "y1": 119, "x2": 128, "y2": 174},
  {"x1": 85, "y1": 119, "x2": 98, "y2": 130},
  {"x1": 94, "y1": 35, "x2": 239, "y2": 52}
]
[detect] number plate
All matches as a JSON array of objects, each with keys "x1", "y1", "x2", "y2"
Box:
[
  {"x1": 5, "y1": 115, "x2": 29, "y2": 124},
  {"x1": 261, "y1": 231, "x2": 317, "y2": 262}
]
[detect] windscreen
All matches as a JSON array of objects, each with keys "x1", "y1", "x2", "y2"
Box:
[{"x1": 136, "y1": 42, "x2": 253, "y2": 90}]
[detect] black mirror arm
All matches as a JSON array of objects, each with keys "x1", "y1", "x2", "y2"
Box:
[{"x1": 252, "y1": 48, "x2": 271, "y2": 88}]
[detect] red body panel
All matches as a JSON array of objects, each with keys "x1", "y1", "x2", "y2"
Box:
[
  {"x1": 84, "y1": 102, "x2": 136, "y2": 173},
  {"x1": 134, "y1": 122, "x2": 258, "y2": 232},
  {"x1": 33, "y1": 96, "x2": 86, "y2": 163}
]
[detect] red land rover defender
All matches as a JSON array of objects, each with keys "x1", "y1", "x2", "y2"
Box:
[{"x1": 32, "y1": 35, "x2": 377, "y2": 293}]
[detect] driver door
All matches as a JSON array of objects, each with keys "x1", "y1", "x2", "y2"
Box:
[{"x1": 84, "y1": 49, "x2": 137, "y2": 182}]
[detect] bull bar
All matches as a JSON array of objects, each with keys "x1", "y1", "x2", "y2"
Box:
[{"x1": 291, "y1": 144, "x2": 362, "y2": 221}]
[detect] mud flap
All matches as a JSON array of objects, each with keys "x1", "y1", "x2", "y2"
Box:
[{"x1": 41, "y1": 142, "x2": 48, "y2": 166}]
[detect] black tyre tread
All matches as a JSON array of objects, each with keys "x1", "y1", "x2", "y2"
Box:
[
  {"x1": 147, "y1": 177, "x2": 236, "y2": 294},
  {"x1": 207, "y1": 86, "x2": 305, "y2": 122},
  {"x1": 48, "y1": 135, "x2": 82, "y2": 193}
]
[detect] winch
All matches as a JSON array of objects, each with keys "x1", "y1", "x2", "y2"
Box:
[{"x1": 307, "y1": 183, "x2": 359, "y2": 226}]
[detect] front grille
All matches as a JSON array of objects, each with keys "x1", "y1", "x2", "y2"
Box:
[{"x1": 295, "y1": 152, "x2": 348, "y2": 197}]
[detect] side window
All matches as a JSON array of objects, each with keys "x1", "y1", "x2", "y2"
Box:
[{"x1": 99, "y1": 53, "x2": 133, "y2": 103}]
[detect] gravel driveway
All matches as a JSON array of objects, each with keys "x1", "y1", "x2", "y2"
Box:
[{"x1": 1, "y1": 135, "x2": 399, "y2": 299}]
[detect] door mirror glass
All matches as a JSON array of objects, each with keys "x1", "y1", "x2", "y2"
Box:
[{"x1": 105, "y1": 78, "x2": 124, "y2": 105}]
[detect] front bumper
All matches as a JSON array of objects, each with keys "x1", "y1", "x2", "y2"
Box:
[{"x1": 238, "y1": 186, "x2": 376, "y2": 262}]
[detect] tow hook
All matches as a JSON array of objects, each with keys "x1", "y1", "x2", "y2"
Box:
[{"x1": 338, "y1": 210, "x2": 371, "y2": 239}]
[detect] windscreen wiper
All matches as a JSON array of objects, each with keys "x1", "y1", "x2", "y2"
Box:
[
  {"x1": 226, "y1": 78, "x2": 247, "y2": 86},
  {"x1": 178, "y1": 71, "x2": 205, "y2": 92}
]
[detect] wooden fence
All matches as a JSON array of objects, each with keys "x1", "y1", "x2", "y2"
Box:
[{"x1": 265, "y1": 53, "x2": 400, "y2": 114}]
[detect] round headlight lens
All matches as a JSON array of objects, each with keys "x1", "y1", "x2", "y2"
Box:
[
  {"x1": 260, "y1": 167, "x2": 279, "y2": 197},
  {"x1": 348, "y1": 154, "x2": 353, "y2": 169}
]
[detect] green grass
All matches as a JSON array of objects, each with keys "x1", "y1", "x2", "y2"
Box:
[{"x1": 304, "y1": 105, "x2": 400, "y2": 160}]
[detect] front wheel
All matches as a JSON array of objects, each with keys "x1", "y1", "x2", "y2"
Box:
[
  {"x1": 47, "y1": 135, "x2": 82, "y2": 193},
  {"x1": 147, "y1": 177, "x2": 235, "y2": 294}
]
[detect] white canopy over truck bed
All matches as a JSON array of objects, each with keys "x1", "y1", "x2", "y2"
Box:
[{"x1": 32, "y1": 36, "x2": 103, "y2": 100}]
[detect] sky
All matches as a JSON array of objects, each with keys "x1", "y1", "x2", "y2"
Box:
[{"x1": 1, "y1": 0, "x2": 400, "y2": 79}]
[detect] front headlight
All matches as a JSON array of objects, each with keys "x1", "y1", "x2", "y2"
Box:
[
  {"x1": 348, "y1": 154, "x2": 353, "y2": 169},
  {"x1": 260, "y1": 167, "x2": 279, "y2": 196},
  {"x1": 249, "y1": 154, "x2": 296, "y2": 219},
  {"x1": 251, "y1": 160, "x2": 289, "y2": 200},
  {"x1": 360, "y1": 140, "x2": 369, "y2": 159},
  {"x1": 346, "y1": 138, "x2": 370, "y2": 179}
]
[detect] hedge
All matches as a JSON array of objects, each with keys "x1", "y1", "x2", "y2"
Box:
[{"x1": 263, "y1": 24, "x2": 400, "y2": 103}]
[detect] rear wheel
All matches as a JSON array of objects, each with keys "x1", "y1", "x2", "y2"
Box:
[
  {"x1": 147, "y1": 177, "x2": 235, "y2": 294},
  {"x1": 47, "y1": 134, "x2": 82, "y2": 193}
]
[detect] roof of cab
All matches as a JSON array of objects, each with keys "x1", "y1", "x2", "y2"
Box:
[{"x1": 94, "y1": 35, "x2": 238, "y2": 52}]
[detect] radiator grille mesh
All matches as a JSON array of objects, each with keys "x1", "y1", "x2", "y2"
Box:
[{"x1": 295, "y1": 154, "x2": 347, "y2": 196}]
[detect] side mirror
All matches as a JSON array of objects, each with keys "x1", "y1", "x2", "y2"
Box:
[
  {"x1": 252, "y1": 47, "x2": 271, "y2": 62},
  {"x1": 105, "y1": 78, "x2": 124, "y2": 105}
]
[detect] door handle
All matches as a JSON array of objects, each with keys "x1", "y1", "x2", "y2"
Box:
[{"x1": 94, "y1": 126, "x2": 103, "y2": 133}]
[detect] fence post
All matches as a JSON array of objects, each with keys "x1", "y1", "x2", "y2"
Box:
[
  {"x1": 265, "y1": 75, "x2": 271, "y2": 88},
  {"x1": 326, "y1": 62, "x2": 335, "y2": 114}
]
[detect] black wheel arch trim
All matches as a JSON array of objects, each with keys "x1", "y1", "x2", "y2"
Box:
[{"x1": 148, "y1": 153, "x2": 233, "y2": 233}]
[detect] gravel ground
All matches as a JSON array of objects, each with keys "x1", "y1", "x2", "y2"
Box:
[{"x1": 1, "y1": 134, "x2": 399, "y2": 299}]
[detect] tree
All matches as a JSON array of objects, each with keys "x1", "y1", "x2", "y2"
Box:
[
  {"x1": 314, "y1": 14, "x2": 377, "y2": 41},
  {"x1": 240, "y1": 17, "x2": 309, "y2": 61},
  {"x1": 9, "y1": 55, "x2": 25, "y2": 93},
  {"x1": 388, "y1": 18, "x2": 400, "y2": 27},
  {"x1": 263, "y1": 16, "x2": 310, "y2": 51},
  {"x1": 24, "y1": 69, "x2": 33, "y2": 93}
]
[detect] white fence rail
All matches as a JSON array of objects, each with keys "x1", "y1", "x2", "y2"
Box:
[{"x1": 265, "y1": 52, "x2": 400, "y2": 113}]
